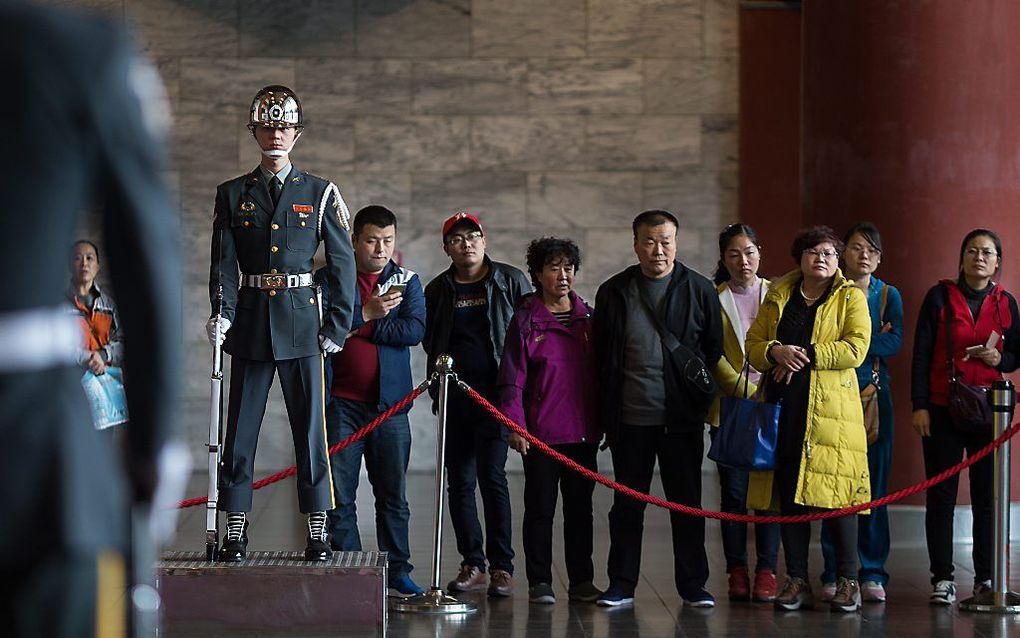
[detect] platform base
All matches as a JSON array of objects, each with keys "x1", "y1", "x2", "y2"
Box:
[
  {"x1": 390, "y1": 588, "x2": 477, "y2": 614},
  {"x1": 960, "y1": 590, "x2": 1020, "y2": 613},
  {"x1": 158, "y1": 550, "x2": 387, "y2": 633}
]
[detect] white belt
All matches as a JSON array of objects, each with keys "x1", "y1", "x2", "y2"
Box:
[
  {"x1": 240, "y1": 273, "x2": 313, "y2": 290},
  {"x1": 0, "y1": 306, "x2": 80, "y2": 373}
]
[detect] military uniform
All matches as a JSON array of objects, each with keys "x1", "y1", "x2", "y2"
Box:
[
  {"x1": 0, "y1": 2, "x2": 179, "y2": 635},
  {"x1": 209, "y1": 164, "x2": 356, "y2": 514}
]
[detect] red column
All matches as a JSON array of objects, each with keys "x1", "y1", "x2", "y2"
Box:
[{"x1": 800, "y1": 0, "x2": 1020, "y2": 502}]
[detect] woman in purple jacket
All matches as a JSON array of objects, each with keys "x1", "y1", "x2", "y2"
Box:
[{"x1": 497, "y1": 237, "x2": 602, "y2": 606}]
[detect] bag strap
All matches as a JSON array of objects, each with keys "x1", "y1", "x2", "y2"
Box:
[
  {"x1": 941, "y1": 283, "x2": 958, "y2": 382},
  {"x1": 730, "y1": 358, "x2": 752, "y2": 399},
  {"x1": 635, "y1": 279, "x2": 682, "y2": 354},
  {"x1": 871, "y1": 283, "x2": 890, "y2": 377}
]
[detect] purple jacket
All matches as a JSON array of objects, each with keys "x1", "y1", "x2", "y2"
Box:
[{"x1": 497, "y1": 291, "x2": 601, "y2": 446}]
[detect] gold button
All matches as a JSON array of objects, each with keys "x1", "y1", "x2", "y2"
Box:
[
  {"x1": 268, "y1": 290, "x2": 277, "y2": 297},
  {"x1": 309, "y1": 297, "x2": 316, "y2": 304},
  {"x1": 270, "y1": 246, "x2": 279, "y2": 253},
  {"x1": 300, "y1": 221, "x2": 306, "y2": 228},
  {"x1": 271, "y1": 223, "x2": 279, "y2": 230},
  {"x1": 270, "y1": 268, "x2": 278, "y2": 274},
  {"x1": 243, "y1": 221, "x2": 251, "y2": 227}
]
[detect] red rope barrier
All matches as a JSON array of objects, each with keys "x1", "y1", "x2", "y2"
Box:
[
  {"x1": 461, "y1": 384, "x2": 1020, "y2": 524},
  {"x1": 177, "y1": 382, "x2": 429, "y2": 509}
]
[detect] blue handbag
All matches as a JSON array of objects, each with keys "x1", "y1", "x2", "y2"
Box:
[{"x1": 708, "y1": 360, "x2": 780, "y2": 471}]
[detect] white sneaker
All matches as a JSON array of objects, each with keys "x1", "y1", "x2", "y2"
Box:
[
  {"x1": 861, "y1": 580, "x2": 886, "y2": 602},
  {"x1": 930, "y1": 580, "x2": 956, "y2": 605},
  {"x1": 973, "y1": 580, "x2": 992, "y2": 596},
  {"x1": 819, "y1": 581, "x2": 836, "y2": 602}
]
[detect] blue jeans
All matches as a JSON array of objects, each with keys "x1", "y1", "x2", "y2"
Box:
[
  {"x1": 325, "y1": 397, "x2": 413, "y2": 578},
  {"x1": 821, "y1": 379, "x2": 893, "y2": 585}
]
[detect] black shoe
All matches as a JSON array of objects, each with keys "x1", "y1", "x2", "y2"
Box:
[
  {"x1": 217, "y1": 524, "x2": 249, "y2": 562},
  {"x1": 305, "y1": 534, "x2": 332, "y2": 562}
]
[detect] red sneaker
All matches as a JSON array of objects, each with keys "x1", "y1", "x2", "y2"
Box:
[
  {"x1": 728, "y1": 566, "x2": 751, "y2": 601},
  {"x1": 753, "y1": 570, "x2": 778, "y2": 602}
]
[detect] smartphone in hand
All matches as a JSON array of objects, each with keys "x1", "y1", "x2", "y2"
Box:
[{"x1": 387, "y1": 283, "x2": 407, "y2": 296}]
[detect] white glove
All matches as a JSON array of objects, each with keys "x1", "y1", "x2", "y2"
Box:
[
  {"x1": 206, "y1": 316, "x2": 231, "y2": 347},
  {"x1": 320, "y1": 334, "x2": 342, "y2": 354}
]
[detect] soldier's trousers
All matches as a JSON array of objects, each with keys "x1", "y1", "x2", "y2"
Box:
[{"x1": 219, "y1": 354, "x2": 334, "y2": 513}]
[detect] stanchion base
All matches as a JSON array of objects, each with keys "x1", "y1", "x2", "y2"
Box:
[
  {"x1": 960, "y1": 591, "x2": 1020, "y2": 613},
  {"x1": 390, "y1": 588, "x2": 477, "y2": 614}
]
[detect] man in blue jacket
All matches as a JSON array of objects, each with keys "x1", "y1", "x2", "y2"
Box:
[{"x1": 316, "y1": 205, "x2": 426, "y2": 597}]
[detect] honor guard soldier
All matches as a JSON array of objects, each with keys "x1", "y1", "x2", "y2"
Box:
[
  {"x1": 0, "y1": 1, "x2": 180, "y2": 635},
  {"x1": 207, "y1": 85, "x2": 357, "y2": 562}
]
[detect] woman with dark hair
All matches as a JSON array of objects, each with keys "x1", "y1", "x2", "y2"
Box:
[
  {"x1": 911, "y1": 228, "x2": 1020, "y2": 605},
  {"x1": 745, "y1": 226, "x2": 871, "y2": 613},
  {"x1": 819, "y1": 222, "x2": 903, "y2": 604},
  {"x1": 67, "y1": 240, "x2": 123, "y2": 377},
  {"x1": 708, "y1": 223, "x2": 780, "y2": 602},
  {"x1": 497, "y1": 237, "x2": 602, "y2": 605}
]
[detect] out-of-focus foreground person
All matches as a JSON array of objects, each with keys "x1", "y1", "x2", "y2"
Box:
[{"x1": 0, "y1": 2, "x2": 180, "y2": 636}]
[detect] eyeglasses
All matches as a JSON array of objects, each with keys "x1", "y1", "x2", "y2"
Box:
[
  {"x1": 445, "y1": 230, "x2": 483, "y2": 247},
  {"x1": 803, "y1": 249, "x2": 838, "y2": 260},
  {"x1": 966, "y1": 247, "x2": 997, "y2": 259},
  {"x1": 847, "y1": 243, "x2": 880, "y2": 258}
]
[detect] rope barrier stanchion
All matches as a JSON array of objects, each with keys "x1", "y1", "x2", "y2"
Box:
[
  {"x1": 961, "y1": 379, "x2": 1020, "y2": 613},
  {"x1": 458, "y1": 380, "x2": 1020, "y2": 525},
  {"x1": 392, "y1": 355, "x2": 476, "y2": 614}
]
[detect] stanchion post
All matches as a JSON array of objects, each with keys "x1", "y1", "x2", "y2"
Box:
[
  {"x1": 391, "y1": 355, "x2": 476, "y2": 614},
  {"x1": 961, "y1": 379, "x2": 1020, "y2": 613}
]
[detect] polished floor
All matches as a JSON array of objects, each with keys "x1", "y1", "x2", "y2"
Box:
[{"x1": 166, "y1": 471, "x2": 1020, "y2": 637}]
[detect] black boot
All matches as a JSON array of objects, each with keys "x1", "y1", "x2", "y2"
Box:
[
  {"x1": 304, "y1": 511, "x2": 331, "y2": 562},
  {"x1": 217, "y1": 512, "x2": 248, "y2": 562}
]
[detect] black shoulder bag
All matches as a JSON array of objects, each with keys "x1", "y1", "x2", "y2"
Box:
[{"x1": 942, "y1": 284, "x2": 994, "y2": 433}]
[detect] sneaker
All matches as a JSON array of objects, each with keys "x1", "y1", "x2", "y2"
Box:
[
  {"x1": 973, "y1": 580, "x2": 992, "y2": 596},
  {"x1": 528, "y1": 583, "x2": 555, "y2": 604},
  {"x1": 488, "y1": 569, "x2": 514, "y2": 597},
  {"x1": 567, "y1": 582, "x2": 603, "y2": 603},
  {"x1": 388, "y1": 574, "x2": 424, "y2": 598},
  {"x1": 447, "y1": 565, "x2": 487, "y2": 593},
  {"x1": 819, "y1": 581, "x2": 836, "y2": 602},
  {"x1": 752, "y1": 570, "x2": 778, "y2": 602},
  {"x1": 861, "y1": 580, "x2": 886, "y2": 603},
  {"x1": 774, "y1": 577, "x2": 814, "y2": 611},
  {"x1": 830, "y1": 577, "x2": 861, "y2": 612},
  {"x1": 596, "y1": 585, "x2": 634, "y2": 607},
  {"x1": 681, "y1": 588, "x2": 716, "y2": 608},
  {"x1": 930, "y1": 580, "x2": 956, "y2": 605},
  {"x1": 728, "y1": 567, "x2": 750, "y2": 601}
]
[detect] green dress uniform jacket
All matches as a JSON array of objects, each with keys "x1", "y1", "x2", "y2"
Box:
[{"x1": 209, "y1": 166, "x2": 356, "y2": 360}]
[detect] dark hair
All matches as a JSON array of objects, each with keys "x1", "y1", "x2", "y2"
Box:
[
  {"x1": 790, "y1": 225, "x2": 844, "y2": 264},
  {"x1": 842, "y1": 222, "x2": 882, "y2": 253},
  {"x1": 353, "y1": 205, "x2": 397, "y2": 235},
  {"x1": 72, "y1": 239, "x2": 100, "y2": 261},
  {"x1": 714, "y1": 223, "x2": 760, "y2": 285},
  {"x1": 525, "y1": 237, "x2": 581, "y2": 291},
  {"x1": 959, "y1": 228, "x2": 1003, "y2": 270},
  {"x1": 632, "y1": 209, "x2": 679, "y2": 238}
]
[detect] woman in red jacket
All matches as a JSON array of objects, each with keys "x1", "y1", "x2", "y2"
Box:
[{"x1": 911, "y1": 228, "x2": 1020, "y2": 605}]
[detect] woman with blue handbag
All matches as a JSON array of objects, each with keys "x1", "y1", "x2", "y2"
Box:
[
  {"x1": 745, "y1": 226, "x2": 872, "y2": 613},
  {"x1": 707, "y1": 224, "x2": 780, "y2": 603}
]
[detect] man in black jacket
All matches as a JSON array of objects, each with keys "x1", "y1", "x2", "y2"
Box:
[
  {"x1": 592, "y1": 210, "x2": 723, "y2": 608},
  {"x1": 422, "y1": 211, "x2": 531, "y2": 597}
]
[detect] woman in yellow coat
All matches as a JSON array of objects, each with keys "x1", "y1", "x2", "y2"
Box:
[{"x1": 745, "y1": 226, "x2": 871, "y2": 613}]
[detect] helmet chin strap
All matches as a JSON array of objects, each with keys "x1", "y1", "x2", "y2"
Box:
[{"x1": 258, "y1": 131, "x2": 301, "y2": 160}]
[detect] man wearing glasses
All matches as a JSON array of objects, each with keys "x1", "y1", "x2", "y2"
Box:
[{"x1": 423, "y1": 211, "x2": 531, "y2": 597}]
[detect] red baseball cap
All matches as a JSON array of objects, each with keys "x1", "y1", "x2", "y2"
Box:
[{"x1": 441, "y1": 211, "x2": 485, "y2": 239}]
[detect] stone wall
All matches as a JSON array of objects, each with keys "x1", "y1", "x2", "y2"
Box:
[{"x1": 58, "y1": 0, "x2": 737, "y2": 470}]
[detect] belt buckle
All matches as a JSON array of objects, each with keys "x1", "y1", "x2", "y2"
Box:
[{"x1": 262, "y1": 274, "x2": 287, "y2": 289}]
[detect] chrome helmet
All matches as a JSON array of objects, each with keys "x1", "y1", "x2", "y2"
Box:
[{"x1": 247, "y1": 85, "x2": 303, "y2": 132}]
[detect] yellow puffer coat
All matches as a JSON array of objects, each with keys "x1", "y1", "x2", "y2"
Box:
[
  {"x1": 708, "y1": 279, "x2": 770, "y2": 426},
  {"x1": 744, "y1": 268, "x2": 872, "y2": 511}
]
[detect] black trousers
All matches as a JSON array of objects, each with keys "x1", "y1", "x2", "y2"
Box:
[
  {"x1": 522, "y1": 442, "x2": 598, "y2": 588},
  {"x1": 219, "y1": 354, "x2": 333, "y2": 513},
  {"x1": 775, "y1": 453, "x2": 857, "y2": 580},
  {"x1": 607, "y1": 425, "x2": 708, "y2": 596},
  {"x1": 922, "y1": 405, "x2": 994, "y2": 584}
]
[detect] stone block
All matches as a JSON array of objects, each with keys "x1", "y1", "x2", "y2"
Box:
[
  {"x1": 355, "y1": 117, "x2": 471, "y2": 171},
  {"x1": 411, "y1": 171, "x2": 527, "y2": 232},
  {"x1": 331, "y1": 173, "x2": 413, "y2": 222},
  {"x1": 701, "y1": 115, "x2": 739, "y2": 171},
  {"x1": 529, "y1": 59, "x2": 643, "y2": 115},
  {"x1": 470, "y1": 116, "x2": 585, "y2": 171},
  {"x1": 127, "y1": 0, "x2": 238, "y2": 57},
  {"x1": 588, "y1": 0, "x2": 702, "y2": 57},
  {"x1": 585, "y1": 116, "x2": 701, "y2": 171},
  {"x1": 644, "y1": 58, "x2": 737, "y2": 115},
  {"x1": 287, "y1": 116, "x2": 356, "y2": 177},
  {"x1": 355, "y1": 0, "x2": 471, "y2": 58},
  {"x1": 472, "y1": 0, "x2": 585, "y2": 57},
  {"x1": 642, "y1": 169, "x2": 736, "y2": 233},
  {"x1": 705, "y1": 0, "x2": 739, "y2": 58},
  {"x1": 527, "y1": 172, "x2": 642, "y2": 230},
  {"x1": 296, "y1": 59, "x2": 411, "y2": 116},
  {"x1": 581, "y1": 228, "x2": 637, "y2": 294},
  {"x1": 178, "y1": 58, "x2": 296, "y2": 121},
  {"x1": 170, "y1": 113, "x2": 240, "y2": 176},
  {"x1": 240, "y1": 0, "x2": 354, "y2": 57},
  {"x1": 412, "y1": 60, "x2": 528, "y2": 115}
]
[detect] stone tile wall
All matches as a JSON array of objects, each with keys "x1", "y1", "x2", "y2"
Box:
[{"x1": 57, "y1": 0, "x2": 738, "y2": 471}]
